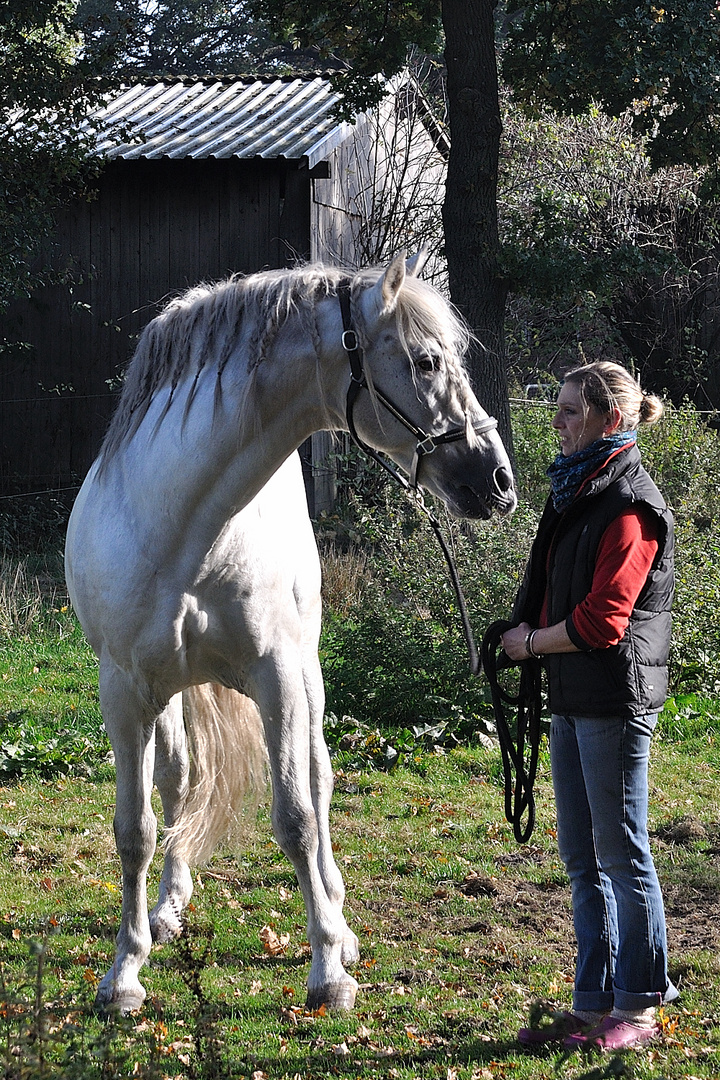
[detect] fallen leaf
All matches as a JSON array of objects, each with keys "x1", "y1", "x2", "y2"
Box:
[{"x1": 259, "y1": 924, "x2": 290, "y2": 955}]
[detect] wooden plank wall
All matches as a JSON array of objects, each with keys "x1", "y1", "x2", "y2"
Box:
[{"x1": 0, "y1": 157, "x2": 311, "y2": 492}]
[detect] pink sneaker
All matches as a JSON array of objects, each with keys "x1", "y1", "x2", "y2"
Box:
[{"x1": 564, "y1": 1014, "x2": 659, "y2": 1051}]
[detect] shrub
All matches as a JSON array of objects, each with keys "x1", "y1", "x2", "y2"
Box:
[{"x1": 319, "y1": 401, "x2": 720, "y2": 738}]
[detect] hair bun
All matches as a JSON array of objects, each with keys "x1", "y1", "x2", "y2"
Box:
[{"x1": 639, "y1": 392, "x2": 664, "y2": 425}]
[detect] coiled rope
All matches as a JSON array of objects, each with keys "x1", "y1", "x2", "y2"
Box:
[{"x1": 481, "y1": 621, "x2": 543, "y2": 843}]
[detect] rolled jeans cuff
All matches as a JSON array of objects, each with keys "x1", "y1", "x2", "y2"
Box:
[
  {"x1": 611, "y1": 980, "x2": 680, "y2": 1012},
  {"x1": 574, "y1": 981, "x2": 680, "y2": 1014}
]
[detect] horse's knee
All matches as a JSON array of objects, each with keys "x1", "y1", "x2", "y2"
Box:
[
  {"x1": 114, "y1": 810, "x2": 157, "y2": 871},
  {"x1": 272, "y1": 802, "x2": 318, "y2": 863}
]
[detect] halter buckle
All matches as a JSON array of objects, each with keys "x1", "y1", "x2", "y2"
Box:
[
  {"x1": 416, "y1": 435, "x2": 437, "y2": 456},
  {"x1": 341, "y1": 329, "x2": 358, "y2": 353}
]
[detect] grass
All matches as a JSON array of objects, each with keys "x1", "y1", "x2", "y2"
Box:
[
  {"x1": 1, "y1": 404, "x2": 720, "y2": 1076},
  {"x1": 0, "y1": 739, "x2": 716, "y2": 1078}
]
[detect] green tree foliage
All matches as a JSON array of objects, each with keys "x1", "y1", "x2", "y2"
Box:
[
  {"x1": 0, "y1": 0, "x2": 115, "y2": 309},
  {"x1": 247, "y1": 0, "x2": 720, "y2": 435},
  {"x1": 246, "y1": 0, "x2": 443, "y2": 117},
  {"x1": 497, "y1": 99, "x2": 720, "y2": 406},
  {"x1": 76, "y1": 0, "x2": 279, "y2": 77},
  {"x1": 502, "y1": 0, "x2": 720, "y2": 172},
  {"x1": 251, "y1": 0, "x2": 514, "y2": 448}
]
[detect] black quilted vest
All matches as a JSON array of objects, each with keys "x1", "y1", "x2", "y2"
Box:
[{"x1": 513, "y1": 445, "x2": 674, "y2": 718}]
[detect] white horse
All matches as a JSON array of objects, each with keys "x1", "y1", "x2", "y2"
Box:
[{"x1": 65, "y1": 252, "x2": 516, "y2": 1015}]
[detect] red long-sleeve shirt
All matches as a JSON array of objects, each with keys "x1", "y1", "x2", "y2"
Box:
[{"x1": 542, "y1": 504, "x2": 659, "y2": 648}]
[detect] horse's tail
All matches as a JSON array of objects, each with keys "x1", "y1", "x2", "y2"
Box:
[{"x1": 165, "y1": 683, "x2": 269, "y2": 865}]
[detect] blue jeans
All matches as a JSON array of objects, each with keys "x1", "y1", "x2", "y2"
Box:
[{"x1": 550, "y1": 712, "x2": 679, "y2": 1012}]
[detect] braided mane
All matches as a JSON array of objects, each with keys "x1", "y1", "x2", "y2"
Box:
[{"x1": 99, "y1": 263, "x2": 476, "y2": 465}]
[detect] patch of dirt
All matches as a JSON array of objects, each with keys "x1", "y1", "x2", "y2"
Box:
[
  {"x1": 458, "y1": 872, "x2": 498, "y2": 897},
  {"x1": 655, "y1": 815, "x2": 710, "y2": 844},
  {"x1": 664, "y1": 883, "x2": 720, "y2": 952},
  {"x1": 350, "y1": 832, "x2": 720, "y2": 977},
  {"x1": 455, "y1": 846, "x2": 720, "y2": 962}
]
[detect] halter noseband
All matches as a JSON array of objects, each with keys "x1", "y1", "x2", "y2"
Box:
[{"x1": 337, "y1": 281, "x2": 498, "y2": 490}]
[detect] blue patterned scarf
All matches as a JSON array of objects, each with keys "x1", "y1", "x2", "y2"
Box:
[{"x1": 547, "y1": 432, "x2": 637, "y2": 512}]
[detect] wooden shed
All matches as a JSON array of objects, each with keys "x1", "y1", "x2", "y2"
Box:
[{"x1": 0, "y1": 75, "x2": 447, "y2": 507}]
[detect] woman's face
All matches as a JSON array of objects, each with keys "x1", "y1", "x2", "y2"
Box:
[{"x1": 552, "y1": 381, "x2": 613, "y2": 456}]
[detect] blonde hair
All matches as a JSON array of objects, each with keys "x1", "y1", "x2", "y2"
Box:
[{"x1": 563, "y1": 361, "x2": 663, "y2": 431}]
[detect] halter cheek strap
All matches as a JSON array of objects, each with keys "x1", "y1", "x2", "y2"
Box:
[
  {"x1": 336, "y1": 280, "x2": 502, "y2": 679},
  {"x1": 337, "y1": 282, "x2": 498, "y2": 491}
]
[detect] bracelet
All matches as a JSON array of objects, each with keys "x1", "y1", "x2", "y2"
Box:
[{"x1": 527, "y1": 629, "x2": 543, "y2": 658}]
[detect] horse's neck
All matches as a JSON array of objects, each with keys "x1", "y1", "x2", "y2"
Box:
[{"x1": 111, "y1": 303, "x2": 349, "y2": 558}]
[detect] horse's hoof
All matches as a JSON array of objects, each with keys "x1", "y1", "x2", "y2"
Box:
[
  {"x1": 306, "y1": 976, "x2": 358, "y2": 1012},
  {"x1": 94, "y1": 983, "x2": 146, "y2": 1017}
]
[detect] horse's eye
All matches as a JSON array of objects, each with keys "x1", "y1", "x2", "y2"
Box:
[{"x1": 414, "y1": 354, "x2": 435, "y2": 373}]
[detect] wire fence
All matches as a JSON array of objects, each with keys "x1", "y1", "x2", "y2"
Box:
[{"x1": 1, "y1": 397, "x2": 718, "y2": 507}]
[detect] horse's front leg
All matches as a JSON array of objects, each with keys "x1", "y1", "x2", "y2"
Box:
[
  {"x1": 305, "y1": 653, "x2": 360, "y2": 967},
  {"x1": 96, "y1": 661, "x2": 158, "y2": 1013},
  {"x1": 255, "y1": 655, "x2": 358, "y2": 1011},
  {"x1": 149, "y1": 694, "x2": 194, "y2": 944}
]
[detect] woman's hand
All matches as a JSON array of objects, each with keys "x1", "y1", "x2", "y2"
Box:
[
  {"x1": 501, "y1": 622, "x2": 533, "y2": 662},
  {"x1": 501, "y1": 620, "x2": 582, "y2": 660}
]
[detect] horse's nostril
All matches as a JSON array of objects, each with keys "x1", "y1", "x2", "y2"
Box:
[{"x1": 493, "y1": 466, "x2": 514, "y2": 493}]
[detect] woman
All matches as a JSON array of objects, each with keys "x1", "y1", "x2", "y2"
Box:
[{"x1": 502, "y1": 361, "x2": 678, "y2": 1051}]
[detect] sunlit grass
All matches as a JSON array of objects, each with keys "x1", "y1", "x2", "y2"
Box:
[{"x1": 0, "y1": 747, "x2": 716, "y2": 1078}]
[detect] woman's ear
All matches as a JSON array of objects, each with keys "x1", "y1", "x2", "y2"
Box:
[{"x1": 604, "y1": 407, "x2": 623, "y2": 434}]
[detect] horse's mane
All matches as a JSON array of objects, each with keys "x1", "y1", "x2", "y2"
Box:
[{"x1": 98, "y1": 262, "x2": 476, "y2": 466}]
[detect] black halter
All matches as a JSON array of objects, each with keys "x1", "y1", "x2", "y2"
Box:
[
  {"x1": 337, "y1": 282, "x2": 542, "y2": 843},
  {"x1": 336, "y1": 281, "x2": 500, "y2": 676},
  {"x1": 338, "y1": 282, "x2": 498, "y2": 491}
]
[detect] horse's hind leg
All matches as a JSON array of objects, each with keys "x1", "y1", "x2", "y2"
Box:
[
  {"x1": 149, "y1": 694, "x2": 194, "y2": 944},
  {"x1": 95, "y1": 661, "x2": 158, "y2": 1014}
]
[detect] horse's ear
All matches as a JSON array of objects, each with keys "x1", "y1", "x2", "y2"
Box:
[
  {"x1": 406, "y1": 249, "x2": 429, "y2": 278},
  {"x1": 379, "y1": 251, "x2": 407, "y2": 313}
]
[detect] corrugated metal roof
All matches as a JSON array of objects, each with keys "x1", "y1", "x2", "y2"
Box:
[{"x1": 90, "y1": 77, "x2": 356, "y2": 168}]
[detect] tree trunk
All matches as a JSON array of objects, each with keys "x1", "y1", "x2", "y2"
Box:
[{"x1": 442, "y1": 0, "x2": 513, "y2": 456}]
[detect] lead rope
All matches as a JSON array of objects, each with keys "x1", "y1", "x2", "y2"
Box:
[
  {"x1": 481, "y1": 621, "x2": 543, "y2": 843},
  {"x1": 336, "y1": 282, "x2": 542, "y2": 840}
]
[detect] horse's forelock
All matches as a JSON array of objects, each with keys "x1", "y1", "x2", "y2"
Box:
[{"x1": 391, "y1": 278, "x2": 481, "y2": 445}]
